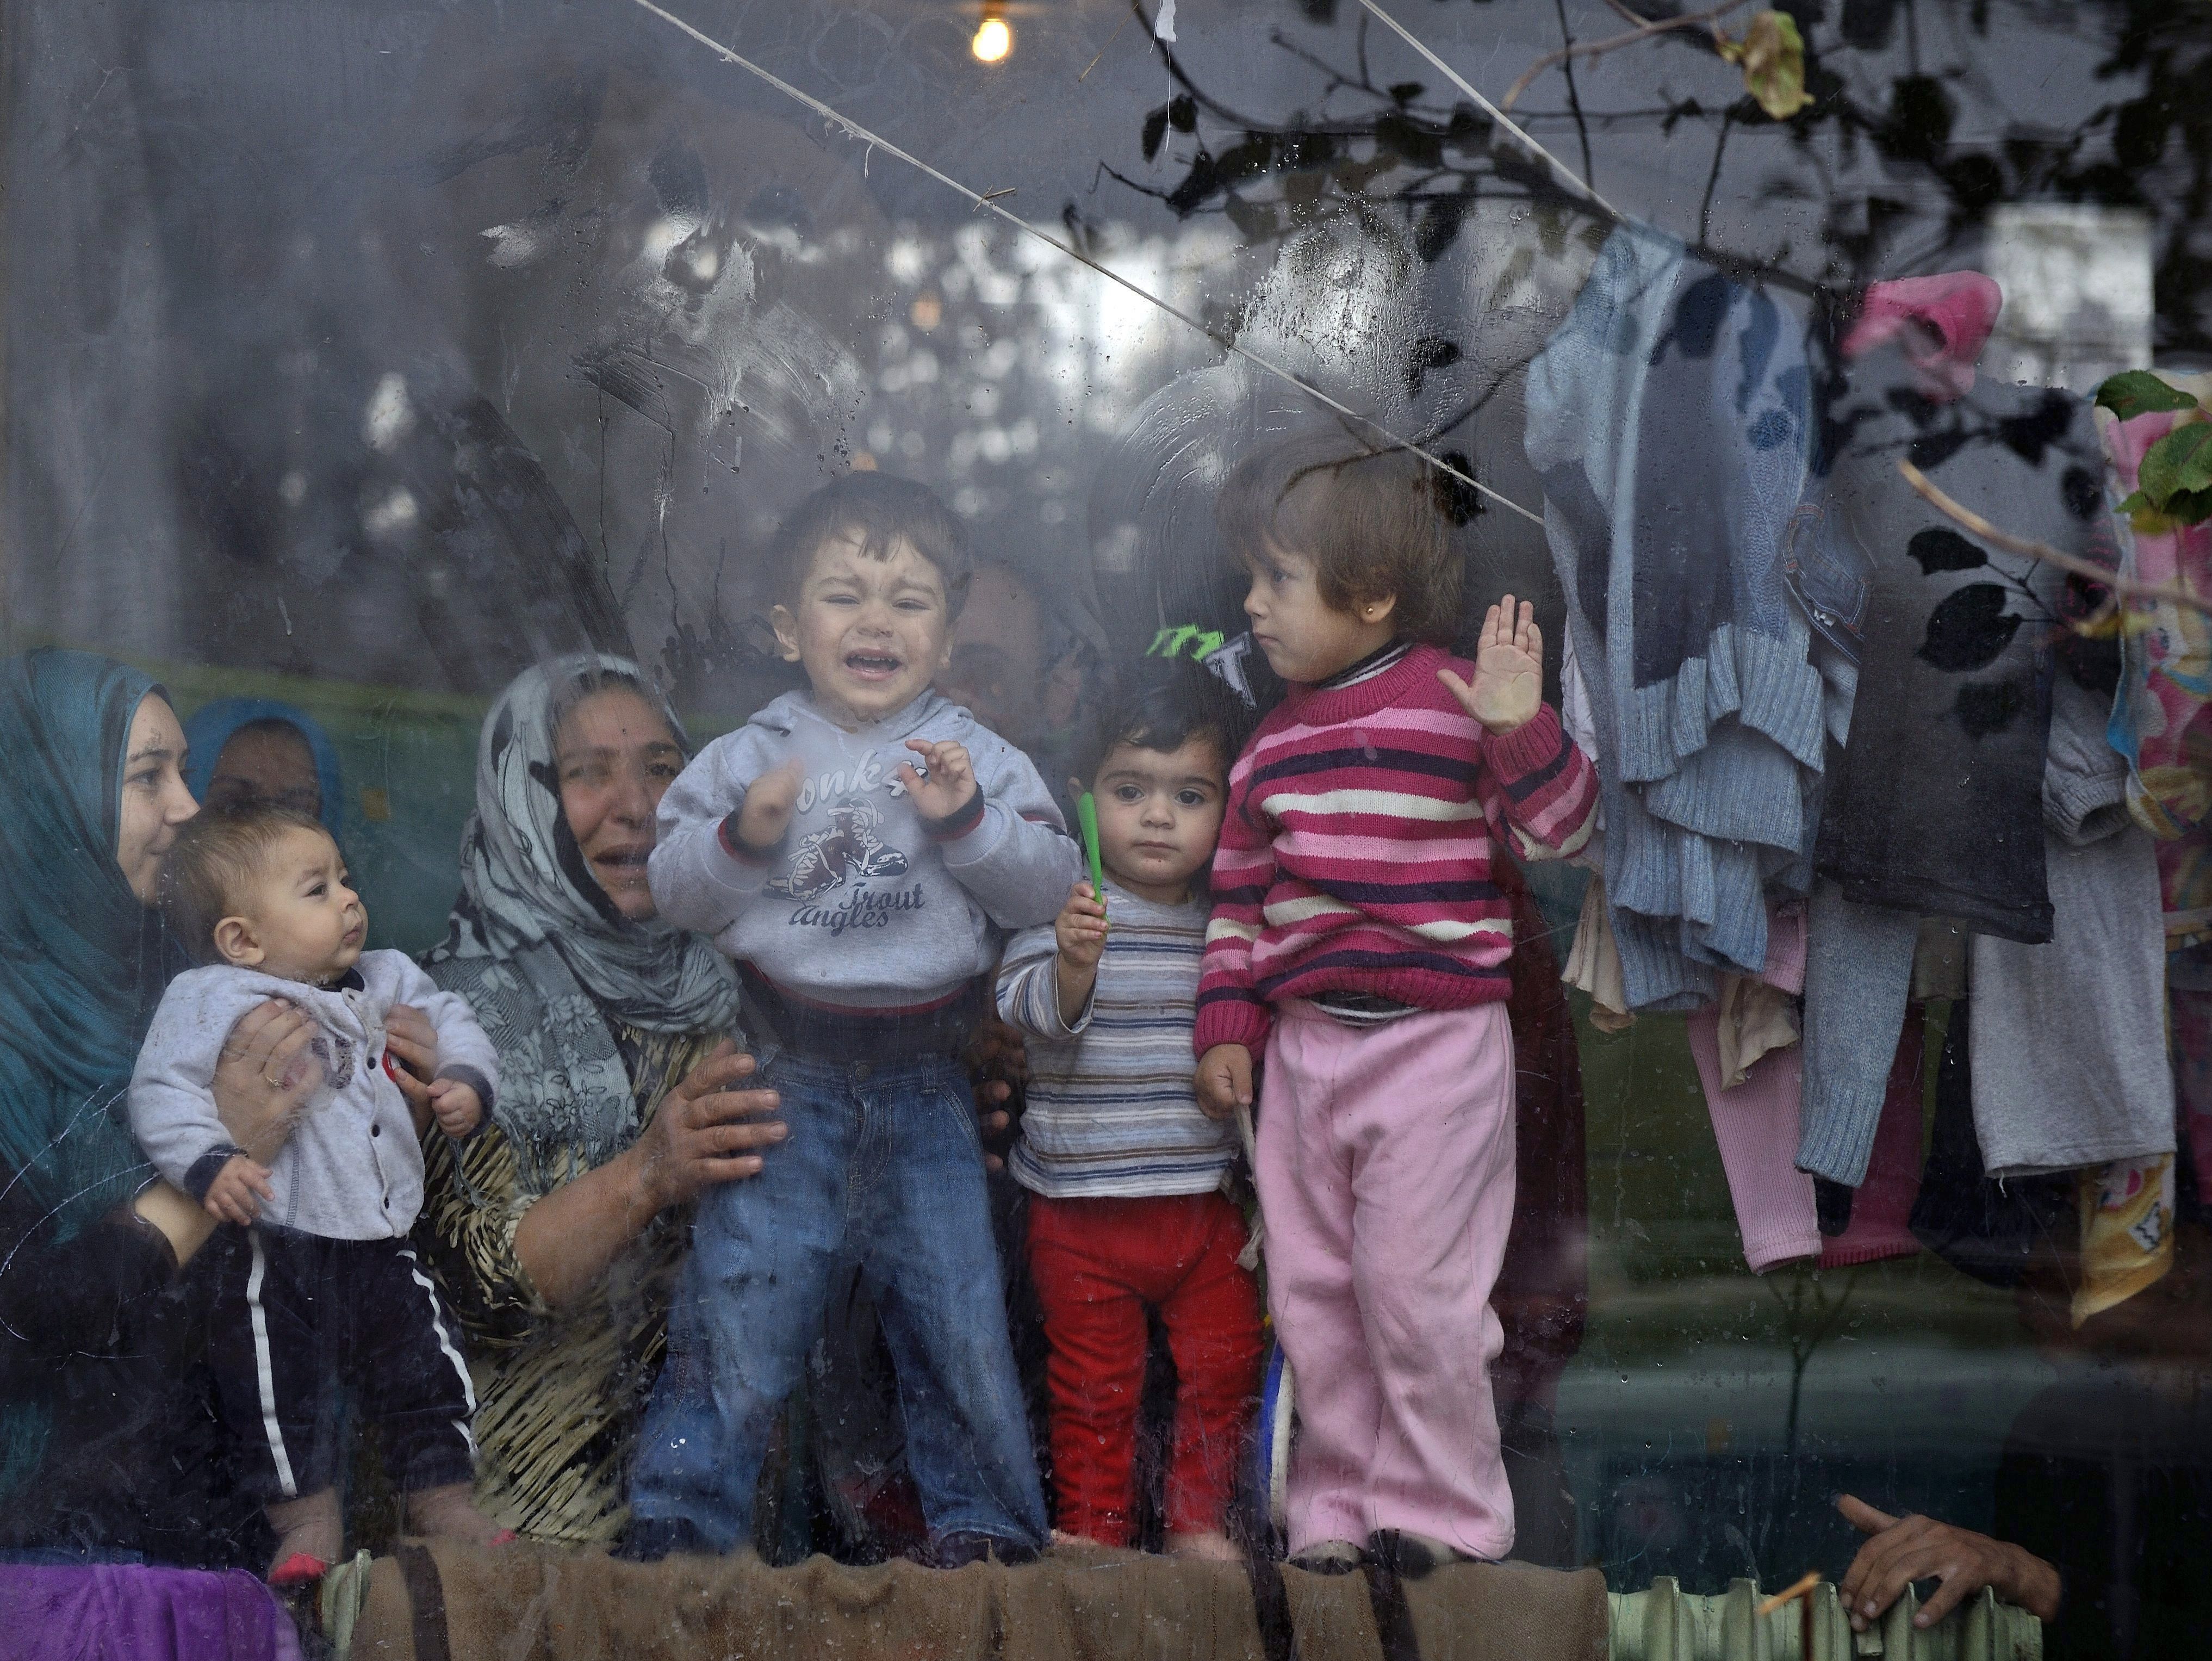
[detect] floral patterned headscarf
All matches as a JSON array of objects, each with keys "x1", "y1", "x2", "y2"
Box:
[{"x1": 424, "y1": 655, "x2": 738, "y2": 1182}]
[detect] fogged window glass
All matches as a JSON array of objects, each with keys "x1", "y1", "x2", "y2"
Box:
[{"x1": 1, "y1": 3, "x2": 2207, "y2": 1657}]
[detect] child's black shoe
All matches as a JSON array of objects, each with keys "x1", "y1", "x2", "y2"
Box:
[
  {"x1": 1285, "y1": 1539, "x2": 1364, "y2": 1575},
  {"x1": 1365, "y1": 1528, "x2": 1477, "y2": 1579},
  {"x1": 912, "y1": 1530, "x2": 1040, "y2": 1569},
  {"x1": 613, "y1": 1516, "x2": 710, "y2": 1563}
]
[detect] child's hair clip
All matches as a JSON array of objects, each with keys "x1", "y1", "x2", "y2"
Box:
[{"x1": 1145, "y1": 623, "x2": 1226, "y2": 662}]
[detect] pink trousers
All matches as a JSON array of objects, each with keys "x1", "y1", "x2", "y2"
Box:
[
  {"x1": 1685, "y1": 1013, "x2": 1820, "y2": 1273},
  {"x1": 1254, "y1": 999, "x2": 1517, "y2": 1560},
  {"x1": 1686, "y1": 904, "x2": 1820, "y2": 1274}
]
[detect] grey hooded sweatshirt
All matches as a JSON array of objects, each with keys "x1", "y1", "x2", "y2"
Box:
[{"x1": 649, "y1": 689, "x2": 1078, "y2": 1022}]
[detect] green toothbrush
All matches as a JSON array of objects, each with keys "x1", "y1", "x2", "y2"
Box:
[{"x1": 1077, "y1": 791, "x2": 1106, "y2": 906}]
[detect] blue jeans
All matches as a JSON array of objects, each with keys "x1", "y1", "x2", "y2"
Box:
[{"x1": 629, "y1": 1049, "x2": 1046, "y2": 1553}]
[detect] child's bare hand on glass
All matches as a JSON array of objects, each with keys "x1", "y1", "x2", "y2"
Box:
[
  {"x1": 1438, "y1": 594, "x2": 1543, "y2": 735},
  {"x1": 1054, "y1": 881, "x2": 1109, "y2": 1027},
  {"x1": 426, "y1": 1078, "x2": 482, "y2": 1139},
  {"x1": 734, "y1": 761, "x2": 805, "y2": 851},
  {"x1": 1194, "y1": 1043, "x2": 1253, "y2": 1121},
  {"x1": 203, "y1": 1154, "x2": 274, "y2": 1227},
  {"x1": 899, "y1": 737, "x2": 978, "y2": 821}
]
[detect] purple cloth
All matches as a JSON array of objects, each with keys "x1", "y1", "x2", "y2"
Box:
[{"x1": 0, "y1": 1566, "x2": 300, "y2": 1661}]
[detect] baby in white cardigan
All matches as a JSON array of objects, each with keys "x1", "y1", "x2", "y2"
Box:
[{"x1": 129, "y1": 803, "x2": 505, "y2": 1578}]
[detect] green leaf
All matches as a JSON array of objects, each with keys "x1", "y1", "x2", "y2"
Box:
[
  {"x1": 2167, "y1": 487, "x2": 2212, "y2": 529},
  {"x1": 2139, "y1": 421, "x2": 2212, "y2": 509},
  {"x1": 1919, "y1": 583, "x2": 2023, "y2": 674},
  {"x1": 1907, "y1": 528, "x2": 1987, "y2": 574},
  {"x1": 1738, "y1": 12, "x2": 1812, "y2": 121},
  {"x1": 2095, "y1": 369, "x2": 2202, "y2": 423}
]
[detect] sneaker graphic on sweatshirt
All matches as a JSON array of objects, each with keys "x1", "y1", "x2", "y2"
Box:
[{"x1": 767, "y1": 797, "x2": 911, "y2": 901}]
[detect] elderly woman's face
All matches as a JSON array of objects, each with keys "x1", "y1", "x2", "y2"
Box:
[
  {"x1": 555, "y1": 687, "x2": 685, "y2": 921},
  {"x1": 117, "y1": 696, "x2": 198, "y2": 904}
]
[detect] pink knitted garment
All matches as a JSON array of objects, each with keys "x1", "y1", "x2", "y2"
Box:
[{"x1": 1839, "y1": 271, "x2": 2003, "y2": 401}]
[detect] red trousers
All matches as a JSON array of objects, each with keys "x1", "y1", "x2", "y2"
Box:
[{"x1": 1026, "y1": 1191, "x2": 1264, "y2": 1544}]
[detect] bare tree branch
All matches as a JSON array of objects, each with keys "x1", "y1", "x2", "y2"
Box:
[
  {"x1": 1897, "y1": 460, "x2": 2212, "y2": 618},
  {"x1": 1499, "y1": 0, "x2": 1756, "y2": 113},
  {"x1": 1554, "y1": 0, "x2": 1598, "y2": 192}
]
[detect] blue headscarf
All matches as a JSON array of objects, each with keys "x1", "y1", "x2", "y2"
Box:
[
  {"x1": 0, "y1": 651, "x2": 175, "y2": 1247},
  {"x1": 183, "y1": 697, "x2": 344, "y2": 839}
]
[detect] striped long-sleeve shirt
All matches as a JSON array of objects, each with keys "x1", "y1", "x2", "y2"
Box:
[
  {"x1": 1193, "y1": 642, "x2": 1598, "y2": 1057},
  {"x1": 998, "y1": 882, "x2": 1237, "y2": 1198}
]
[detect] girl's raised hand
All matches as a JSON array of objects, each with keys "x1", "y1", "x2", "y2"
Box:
[{"x1": 1439, "y1": 594, "x2": 1543, "y2": 735}]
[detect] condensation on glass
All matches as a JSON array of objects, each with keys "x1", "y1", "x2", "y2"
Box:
[{"x1": 0, "y1": 2, "x2": 2207, "y2": 1657}]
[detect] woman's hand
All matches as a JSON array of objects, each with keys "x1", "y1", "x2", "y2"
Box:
[
  {"x1": 965, "y1": 1012, "x2": 1025, "y2": 1172},
  {"x1": 210, "y1": 999, "x2": 320, "y2": 1164},
  {"x1": 511, "y1": 1039, "x2": 786, "y2": 1310},
  {"x1": 974, "y1": 1075, "x2": 1015, "y2": 1173},
  {"x1": 384, "y1": 1004, "x2": 442, "y2": 1136},
  {"x1": 627, "y1": 1040, "x2": 787, "y2": 1216},
  {"x1": 965, "y1": 1011, "x2": 1029, "y2": 1090},
  {"x1": 1835, "y1": 1495, "x2": 2062, "y2": 1630}
]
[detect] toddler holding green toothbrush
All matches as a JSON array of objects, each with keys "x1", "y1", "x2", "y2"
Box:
[{"x1": 996, "y1": 673, "x2": 1263, "y2": 1558}]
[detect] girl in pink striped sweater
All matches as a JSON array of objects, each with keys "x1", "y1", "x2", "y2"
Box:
[{"x1": 1192, "y1": 432, "x2": 1596, "y2": 1573}]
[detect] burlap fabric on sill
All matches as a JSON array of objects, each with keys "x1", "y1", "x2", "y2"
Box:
[{"x1": 348, "y1": 1539, "x2": 1607, "y2": 1661}]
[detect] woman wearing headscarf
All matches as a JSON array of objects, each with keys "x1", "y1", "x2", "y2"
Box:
[
  {"x1": 183, "y1": 697, "x2": 346, "y2": 835},
  {"x1": 0, "y1": 649, "x2": 317, "y2": 1563},
  {"x1": 402, "y1": 655, "x2": 786, "y2": 1546}
]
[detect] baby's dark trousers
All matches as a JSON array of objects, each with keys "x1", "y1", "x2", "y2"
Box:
[{"x1": 204, "y1": 1223, "x2": 477, "y2": 1503}]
